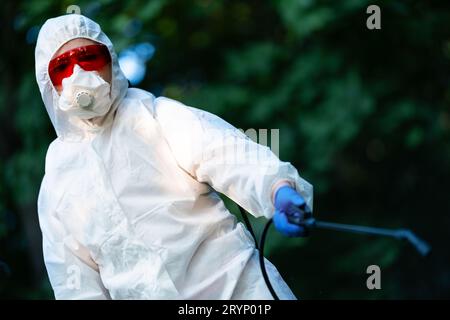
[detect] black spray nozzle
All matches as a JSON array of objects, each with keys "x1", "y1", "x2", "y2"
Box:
[{"x1": 287, "y1": 216, "x2": 431, "y2": 257}]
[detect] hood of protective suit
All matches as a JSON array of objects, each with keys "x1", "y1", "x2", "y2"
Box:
[{"x1": 35, "y1": 14, "x2": 128, "y2": 141}]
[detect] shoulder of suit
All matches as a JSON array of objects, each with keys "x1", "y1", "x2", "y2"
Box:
[
  {"x1": 116, "y1": 88, "x2": 157, "y2": 118},
  {"x1": 153, "y1": 96, "x2": 211, "y2": 128}
]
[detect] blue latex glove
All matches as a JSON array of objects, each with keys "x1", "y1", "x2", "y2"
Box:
[{"x1": 273, "y1": 185, "x2": 312, "y2": 237}]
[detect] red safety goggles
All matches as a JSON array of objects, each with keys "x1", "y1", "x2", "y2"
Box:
[{"x1": 48, "y1": 44, "x2": 111, "y2": 87}]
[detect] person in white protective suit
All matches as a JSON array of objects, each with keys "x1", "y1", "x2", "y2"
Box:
[{"x1": 35, "y1": 14, "x2": 314, "y2": 300}]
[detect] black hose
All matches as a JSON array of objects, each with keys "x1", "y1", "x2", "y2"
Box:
[
  {"x1": 238, "y1": 206, "x2": 258, "y2": 250},
  {"x1": 239, "y1": 205, "x2": 430, "y2": 301},
  {"x1": 259, "y1": 219, "x2": 280, "y2": 300},
  {"x1": 238, "y1": 205, "x2": 279, "y2": 299}
]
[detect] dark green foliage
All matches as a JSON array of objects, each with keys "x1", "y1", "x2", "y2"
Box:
[{"x1": 1, "y1": 0, "x2": 449, "y2": 299}]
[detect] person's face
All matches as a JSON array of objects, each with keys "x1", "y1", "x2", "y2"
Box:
[{"x1": 51, "y1": 38, "x2": 112, "y2": 94}]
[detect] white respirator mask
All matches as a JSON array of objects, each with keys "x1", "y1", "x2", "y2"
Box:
[{"x1": 58, "y1": 64, "x2": 112, "y2": 120}]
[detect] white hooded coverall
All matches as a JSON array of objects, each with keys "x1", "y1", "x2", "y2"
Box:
[{"x1": 35, "y1": 14, "x2": 314, "y2": 300}]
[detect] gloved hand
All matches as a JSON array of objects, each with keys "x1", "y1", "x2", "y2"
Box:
[{"x1": 273, "y1": 185, "x2": 312, "y2": 237}]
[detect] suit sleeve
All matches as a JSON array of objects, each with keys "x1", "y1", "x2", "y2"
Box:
[
  {"x1": 153, "y1": 96, "x2": 313, "y2": 219},
  {"x1": 38, "y1": 175, "x2": 110, "y2": 300},
  {"x1": 40, "y1": 217, "x2": 111, "y2": 300}
]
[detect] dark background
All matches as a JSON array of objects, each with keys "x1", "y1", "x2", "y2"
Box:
[{"x1": 0, "y1": 0, "x2": 449, "y2": 299}]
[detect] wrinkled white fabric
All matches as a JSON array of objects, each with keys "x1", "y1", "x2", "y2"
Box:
[
  {"x1": 35, "y1": 14, "x2": 314, "y2": 300},
  {"x1": 58, "y1": 65, "x2": 112, "y2": 119}
]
